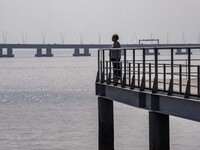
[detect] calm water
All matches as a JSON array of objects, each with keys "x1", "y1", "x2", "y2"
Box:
[{"x1": 0, "y1": 55, "x2": 200, "y2": 150}]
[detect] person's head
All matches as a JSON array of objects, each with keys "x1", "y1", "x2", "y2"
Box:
[{"x1": 112, "y1": 34, "x2": 119, "y2": 42}]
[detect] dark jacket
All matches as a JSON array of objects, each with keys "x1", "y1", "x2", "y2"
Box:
[{"x1": 110, "y1": 41, "x2": 121, "y2": 60}]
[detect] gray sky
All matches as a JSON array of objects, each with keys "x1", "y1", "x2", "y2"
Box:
[{"x1": 1, "y1": 0, "x2": 200, "y2": 44}]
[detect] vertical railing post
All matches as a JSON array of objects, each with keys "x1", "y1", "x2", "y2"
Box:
[
  {"x1": 123, "y1": 49, "x2": 127, "y2": 85},
  {"x1": 109, "y1": 62, "x2": 112, "y2": 80},
  {"x1": 186, "y1": 60, "x2": 188, "y2": 78},
  {"x1": 142, "y1": 48, "x2": 146, "y2": 89},
  {"x1": 198, "y1": 65, "x2": 200, "y2": 97},
  {"x1": 129, "y1": 63, "x2": 131, "y2": 85},
  {"x1": 106, "y1": 61, "x2": 108, "y2": 81},
  {"x1": 185, "y1": 48, "x2": 191, "y2": 98},
  {"x1": 100, "y1": 60, "x2": 103, "y2": 82},
  {"x1": 133, "y1": 49, "x2": 136, "y2": 87},
  {"x1": 100, "y1": 50, "x2": 105, "y2": 83},
  {"x1": 188, "y1": 48, "x2": 191, "y2": 94},
  {"x1": 149, "y1": 63, "x2": 152, "y2": 89},
  {"x1": 102, "y1": 49, "x2": 105, "y2": 82},
  {"x1": 163, "y1": 64, "x2": 166, "y2": 91},
  {"x1": 103, "y1": 50, "x2": 105, "y2": 72},
  {"x1": 171, "y1": 48, "x2": 174, "y2": 90},
  {"x1": 109, "y1": 49, "x2": 112, "y2": 82},
  {"x1": 98, "y1": 49, "x2": 100, "y2": 74},
  {"x1": 152, "y1": 48, "x2": 158, "y2": 93},
  {"x1": 168, "y1": 48, "x2": 174, "y2": 95},
  {"x1": 179, "y1": 64, "x2": 182, "y2": 94},
  {"x1": 138, "y1": 63, "x2": 140, "y2": 87},
  {"x1": 96, "y1": 50, "x2": 100, "y2": 82}
]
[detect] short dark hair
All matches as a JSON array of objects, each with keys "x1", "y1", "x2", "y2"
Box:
[{"x1": 112, "y1": 34, "x2": 119, "y2": 40}]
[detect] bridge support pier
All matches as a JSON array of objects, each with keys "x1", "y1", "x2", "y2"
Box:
[
  {"x1": 84, "y1": 48, "x2": 91, "y2": 56},
  {"x1": 35, "y1": 48, "x2": 53, "y2": 57},
  {"x1": 35, "y1": 48, "x2": 42, "y2": 57},
  {"x1": 73, "y1": 48, "x2": 79, "y2": 56},
  {"x1": 0, "y1": 48, "x2": 2, "y2": 57},
  {"x1": 73, "y1": 48, "x2": 91, "y2": 56},
  {"x1": 149, "y1": 111, "x2": 169, "y2": 150},
  {"x1": 7, "y1": 48, "x2": 14, "y2": 57},
  {"x1": 98, "y1": 97, "x2": 114, "y2": 150},
  {"x1": 46, "y1": 48, "x2": 53, "y2": 57},
  {"x1": 0, "y1": 48, "x2": 14, "y2": 57},
  {"x1": 175, "y1": 48, "x2": 192, "y2": 55},
  {"x1": 145, "y1": 49, "x2": 154, "y2": 55},
  {"x1": 145, "y1": 49, "x2": 160, "y2": 55}
]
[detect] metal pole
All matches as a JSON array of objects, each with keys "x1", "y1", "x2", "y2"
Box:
[
  {"x1": 198, "y1": 66, "x2": 200, "y2": 97},
  {"x1": 179, "y1": 64, "x2": 182, "y2": 94},
  {"x1": 149, "y1": 63, "x2": 151, "y2": 89},
  {"x1": 188, "y1": 48, "x2": 191, "y2": 95},
  {"x1": 143, "y1": 48, "x2": 146, "y2": 85},
  {"x1": 171, "y1": 48, "x2": 174, "y2": 92},
  {"x1": 133, "y1": 49, "x2": 135, "y2": 86},
  {"x1": 154, "y1": 48, "x2": 158, "y2": 92},
  {"x1": 102, "y1": 50, "x2": 105, "y2": 82},
  {"x1": 138, "y1": 63, "x2": 140, "y2": 87},
  {"x1": 163, "y1": 64, "x2": 166, "y2": 91},
  {"x1": 124, "y1": 49, "x2": 127, "y2": 84},
  {"x1": 98, "y1": 50, "x2": 100, "y2": 74},
  {"x1": 106, "y1": 61, "x2": 108, "y2": 81},
  {"x1": 109, "y1": 50, "x2": 112, "y2": 81},
  {"x1": 129, "y1": 63, "x2": 131, "y2": 85}
]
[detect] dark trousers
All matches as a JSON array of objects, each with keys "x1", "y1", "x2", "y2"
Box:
[{"x1": 111, "y1": 58, "x2": 121, "y2": 79}]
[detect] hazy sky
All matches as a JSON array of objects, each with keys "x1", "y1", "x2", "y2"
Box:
[{"x1": 1, "y1": 0, "x2": 200, "y2": 44}]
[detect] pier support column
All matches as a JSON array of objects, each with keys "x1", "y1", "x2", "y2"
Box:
[
  {"x1": 0, "y1": 48, "x2": 2, "y2": 57},
  {"x1": 73, "y1": 48, "x2": 80, "y2": 56},
  {"x1": 149, "y1": 111, "x2": 169, "y2": 150},
  {"x1": 84, "y1": 48, "x2": 91, "y2": 56},
  {"x1": 175, "y1": 48, "x2": 192, "y2": 55},
  {"x1": 35, "y1": 48, "x2": 42, "y2": 57},
  {"x1": 7, "y1": 48, "x2": 14, "y2": 57},
  {"x1": 145, "y1": 49, "x2": 160, "y2": 55},
  {"x1": 35, "y1": 48, "x2": 53, "y2": 57},
  {"x1": 145, "y1": 49, "x2": 154, "y2": 55},
  {"x1": 46, "y1": 48, "x2": 53, "y2": 57},
  {"x1": 73, "y1": 48, "x2": 91, "y2": 56},
  {"x1": 98, "y1": 97, "x2": 114, "y2": 150}
]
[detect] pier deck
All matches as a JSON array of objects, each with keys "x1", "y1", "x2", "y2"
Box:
[{"x1": 95, "y1": 45, "x2": 200, "y2": 150}]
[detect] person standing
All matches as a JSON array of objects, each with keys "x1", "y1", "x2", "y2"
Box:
[{"x1": 110, "y1": 34, "x2": 121, "y2": 81}]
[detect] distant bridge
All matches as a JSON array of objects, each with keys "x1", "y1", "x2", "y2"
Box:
[
  {"x1": 0, "y1": 44, "x2": 133, "y2": 57},
  {"x1": 0, "y1": 43, "x2": 198, "y2": 57}
]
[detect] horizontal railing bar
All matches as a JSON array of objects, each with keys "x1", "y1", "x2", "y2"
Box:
[
  {"x1": 99, "y1": 46, "x2": 200, "y2": 51},
  {"x1": 98, "y1": 46, "x2": 200, "y2": 98}
]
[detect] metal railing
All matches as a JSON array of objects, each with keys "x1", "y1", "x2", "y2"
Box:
[{"x1": 96, "y1": 45, "x2": 200, "y2": 99}]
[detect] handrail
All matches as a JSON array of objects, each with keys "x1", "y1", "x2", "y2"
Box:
[
  {"x1": 99, "y1": 45, "x2": 200, "y2": 51},
  {"x1": 97, "y1": 45, "x2": 200, "y2": 99}
]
